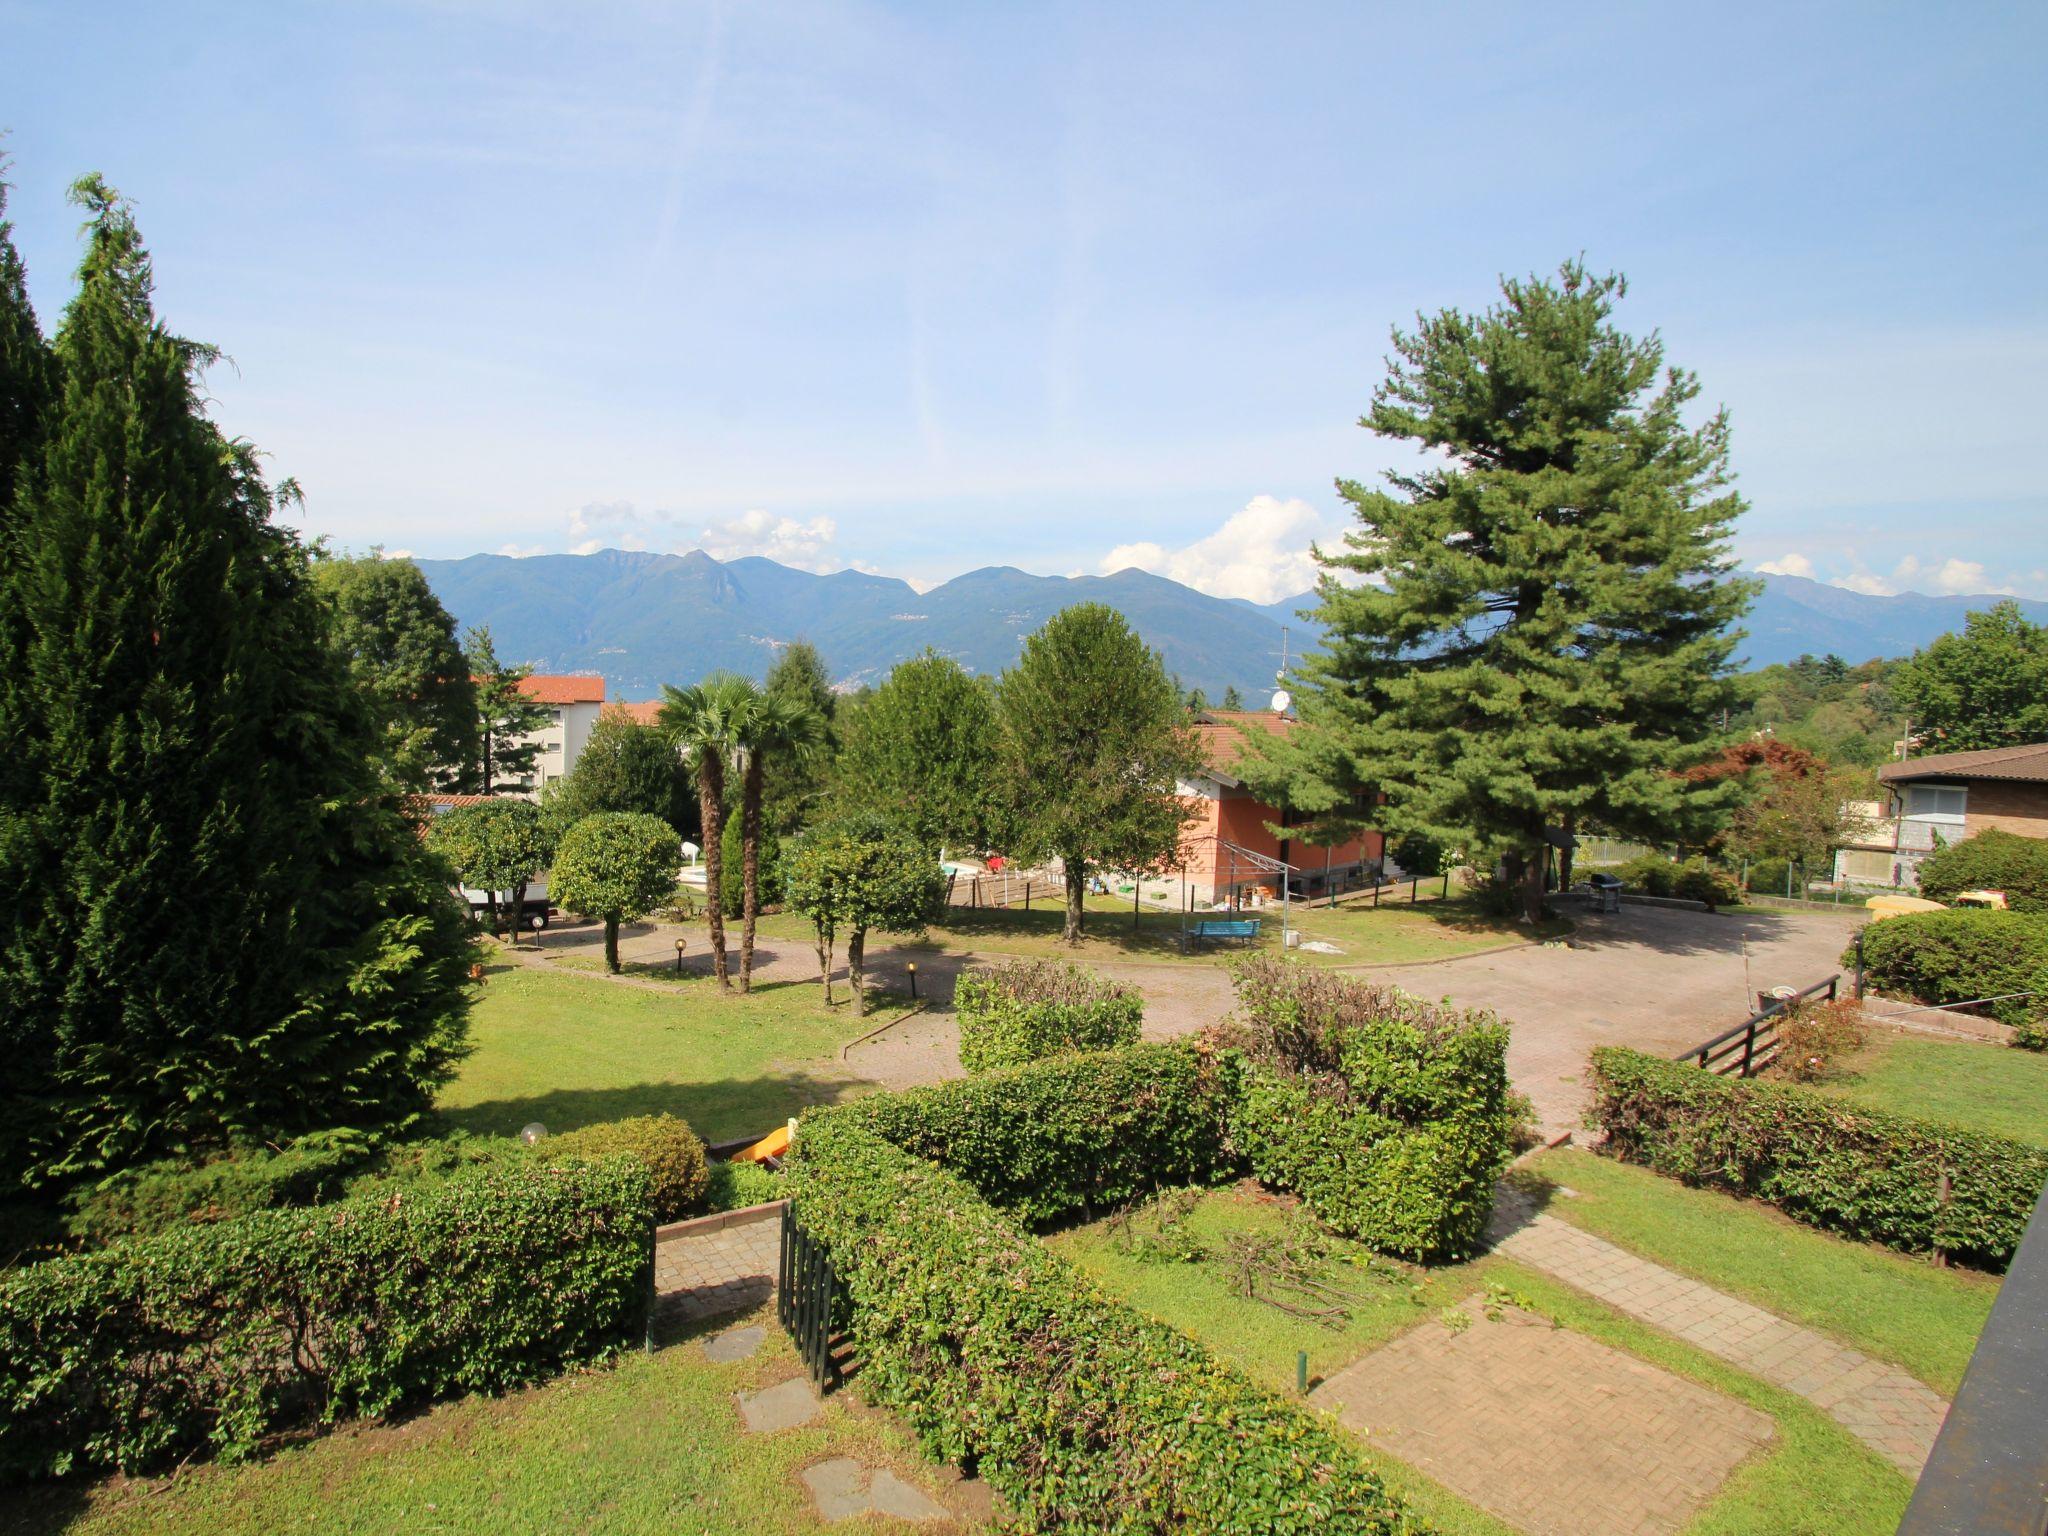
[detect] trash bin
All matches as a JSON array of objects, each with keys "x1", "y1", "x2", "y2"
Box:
[{"x1": 1588, "y1": 874, "x2": 1623, "y2": 914}]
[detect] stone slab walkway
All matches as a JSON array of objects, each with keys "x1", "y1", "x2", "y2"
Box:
[
  {"x1": 655, "y1": 1207, "x2": 783, "y2": 1325},
  {"x1": 1487, "y1": 1190, "x2": 1950, "y2": 1475},
  {"x1": 1315, "y1": 1298, "x2": 1773, "y2": 1536}
]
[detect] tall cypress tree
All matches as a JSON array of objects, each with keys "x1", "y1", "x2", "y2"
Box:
[
  {"x1": 1257, "y1": 263, "x2": 1751, "y2": 922},
  {"x1": 0, "y1": 175, "x2": 54, "y2": 512},
  {"x1": 0, "y1": 177, "x2": 473, "y2": 1197}
]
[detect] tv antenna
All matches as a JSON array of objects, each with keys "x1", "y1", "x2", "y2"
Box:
[{"x1": 1270, "y1": 626, "x2": 1292, "y2": 714}]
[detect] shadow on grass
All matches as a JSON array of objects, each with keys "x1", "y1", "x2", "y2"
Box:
[
  {"x1": 437, "y1": 1070, "x2": 868, "y2": 1144},
  {"x1": 0, "y1": 1477, "x2": 92, "y2": 1534}
]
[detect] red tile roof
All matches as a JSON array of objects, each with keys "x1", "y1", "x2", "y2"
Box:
[
  {"x1": 516, "y1": 675, "x2": 606, "y2": 705},
  {"x1": 1190, "y1": 709, "x2": 1292, "y2": 784},
  {"x1": 1878, "y1": 742, "x2": 2048, "y2": 785},
  {"x1": 608, "y1": 700, "x2": 665, "y2": 727}
]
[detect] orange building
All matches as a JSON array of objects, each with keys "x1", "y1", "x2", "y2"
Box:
[{"x1": 1175, "y1": 711, "x2": 1383, "y2": 907}]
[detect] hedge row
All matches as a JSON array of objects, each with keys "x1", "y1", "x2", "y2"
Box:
[
  {"x1": 1849, "y1": 907, "x2": 2048, "y2": 1030},
  {"x1": 1588, "y1": 1047, "x2": 2048, "y2": 1268},
  {"x1": 1915, "y1": 828, "x2": 2048, "y2": 914},
  {"x1": 954, "y1": 958, "x2": 1144, "y2": 1073},
  {"x1": 0, "y1": 1160, "x2": 651, "y2": 1479},
  {"x1": 785, "y1": 1110, "x2": 1426, "y2": 1535},
  {"x1": 1220, "y1": 962, "x2": 1517, "y2": 1259},
  {"x1": 842, "y1": 1040, "x2": 1228, "y2": 1226}
]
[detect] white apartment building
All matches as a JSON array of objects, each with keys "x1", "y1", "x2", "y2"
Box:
[{"x1": 513, "y1": 675, "x2": 606, "y2": 797}]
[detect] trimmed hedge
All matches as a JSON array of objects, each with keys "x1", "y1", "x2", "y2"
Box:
[
  {"x1": 955, "y1": 959, "x2": 1144, "y2": 1073},
  {"x1": 1915, "y1": 828, "x2": 2048, "y2": 914},
  {"x1": 550, "y1": 1114, "x2": 710, "y2": 1221},
  {"x1": 785, "y1": 1110, "x2": 1425, "y2": 1535},
  {"x1": 1588, "y1": 1046, "x2": 2048, "y2": 1269},
  {"x1": 843, "y1": 1040, "x2": 1229, "y2": 1226},
  {"x1": 1849, "y1": 908, "x2": 2048, "y2": 1028},
  {"x1": 1220, "y1": 962, "x2": 1516, "y2": 1260},
  {"x1": 0, "y1": 1159, "x2": 652, "y2": 1479}
]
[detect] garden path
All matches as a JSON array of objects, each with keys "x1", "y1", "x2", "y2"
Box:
[
  {"x1": 654, "y1": 1205, "x2": 784, "y2": 1328},
  {"x1": 1487, "y1": 1187, "x2": 1949, "y2": 1475}
]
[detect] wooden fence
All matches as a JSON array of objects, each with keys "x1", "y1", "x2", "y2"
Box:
[
  {"x1": 1674, "y1": 974, "x2": 1841, "y2": 1078},
  {"x1": 776, "y1": 1203, "x2": 842, "y2": 1391}
]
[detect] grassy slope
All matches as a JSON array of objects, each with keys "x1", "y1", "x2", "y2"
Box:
[
  {"x1": 1057, "y1": 1183, "x2": 1915, "y2": 1535},
  {"x1": 1519, "y1": 1148, "x2": 1998, "y2": 1396},
  {"x1": 1812, "y1": 1029, "x2": 2048, "y2": 1148},
  {"x1": 437, "y1": 962, "x2": 905, "y2": 1143},
  {"x1": 11, "y1": 1309, "x2": 971, "y2": 1536}
]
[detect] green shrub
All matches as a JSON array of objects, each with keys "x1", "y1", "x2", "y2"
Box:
[
  {"x1": 1220, "y1": 962, "x2": 1515, "y2": 1259},
  {"x1": 0, "y1": 1159, "x2": 652, "y2": 1480},
  {"x1": 1915, "y1": 828, "x2": 2048, "y2": 914},
  {"x1": 954, "y1": 959, "x2": 1144, "y2": 1072},
  {"x1": 1672, "y1": 858, "x2": 1740, "y2": 910},
  {"x1": 1850, "y1": 908, "x2": 2048, "y2": 1027},
  {"x1": 62, "y1": 1129, "x2": 382, "y2": 1245},
  {"x1": 549, "y1": 1115, "x2": 709, "y2": 1222},
  {"x1": 1744, "y1": 856, "x2": 1793, "y2": 895},
  {"x1": 785, "y1": 1113, "x2": 1425, "y2": 1536},
  {"x1": 1588, "y1": 1046, "x2": 2048, "y2": 1268},
  {"x1": 704, "y1": 1158, "x2": 784, "y2": 1212},
  {"x1": 1616, "y1": 853, "x2": 1677, "y2": 897},
  {"x1": 843, "y1": 1041, "x2": 1229, "y2": 1226}
]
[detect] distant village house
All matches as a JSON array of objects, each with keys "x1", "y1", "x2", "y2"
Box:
[{"x1": 1834, "y1": 741, "x2": 2048, "y2": 889}]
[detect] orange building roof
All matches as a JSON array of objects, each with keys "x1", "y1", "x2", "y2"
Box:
[
  {"x1": 608, "y1": 700, "x2": 665, "y2": 727},
  {"x1": 516, "y1": 674, "x2": 606, "y2": 705},
  {"x1": 1190, "y1": 709, "x2": 1291, "y2": 784}
]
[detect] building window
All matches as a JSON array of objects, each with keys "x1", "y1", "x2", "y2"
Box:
[{"x1": 1902, "y1": 784, "x2": 1966, "y2": 823}]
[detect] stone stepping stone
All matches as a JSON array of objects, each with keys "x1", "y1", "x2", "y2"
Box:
[
  {"x1": 702, "y1": 1324, "x2": 765, "y2": 1363},
  {"x1": 736, "y1": 1377, "x2": 821, "y2": 1433},
  {"x1": 800, "y1": 1458, "x2": 949, "y2": 1523}
]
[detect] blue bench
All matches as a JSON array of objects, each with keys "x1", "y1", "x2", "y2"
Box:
[{"x1": 1186, "y1": 917, "x2": 1262, "y2": 951}]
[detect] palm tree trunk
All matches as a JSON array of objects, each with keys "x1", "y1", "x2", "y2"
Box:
[
  {"x1": 699, "y1": 757, "x2": 729, "y2": 988},
  {"x1": 740, "y1": 750, "x2": 765, "y2": 993}
]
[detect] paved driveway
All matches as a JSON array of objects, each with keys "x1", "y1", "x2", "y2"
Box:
[{"x1": 849, "y1": 901, "x2": 1863, "y2": 1137}]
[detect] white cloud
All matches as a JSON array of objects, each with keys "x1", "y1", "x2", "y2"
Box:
[
  {"x1": 1827, "y1": 555, "x2": 2015, "y2": 599},
  {"x1": 1099, "y1": 495, "x2": 1337, "y2": 604},
  {"x1": 382, "y1": 547, "x2": 416, "y2": 560},
  {"x1": 498, "y1": 543, "x2": 546, "y2": 558},
  {"x1": 1754, "y1": 552, "x2": 1815, "y2": 579},
  {"x1": 694, "y1": 509, "x2": 842, "y2": 571},
  {"x1": 1834, "y1": 571, "x2": 1895, "y2": 596}
]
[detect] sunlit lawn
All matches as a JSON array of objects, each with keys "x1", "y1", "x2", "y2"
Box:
[
  {"x1": 1809, "y1": 1028, "x2": 2048, "y2": 1148},
  {"x1": 1054, "y1": 1181, "x2": 1913, "y2": 1535},
  {"x1": 437, "y1": 962, "x2": 905, "y2": 1144},
  {"x1": 7, "y1": 1307, "x2": 973, "y2": 1536}
]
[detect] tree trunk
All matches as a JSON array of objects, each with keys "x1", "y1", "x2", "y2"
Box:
[
  {"x1": 739, "y1": 751, "x2": 764, "y2": 993},
  {"x1": 847, "y1": 928, "x2": 867, "y2": 1016},
  {"x1": 1063, "y1": 861, "x2": 1086, "y2": 946},
  {"x1": 699, "y1": 758, "x2": 729, "y2": 988},
  {"x1": 1559, "y1": 812, "x2": 1577, "y2": 892},
  {"x1": 604, "y1": 915, "x2": 620, "y2": 973},
  {"x1": 815, "y1": 925, "x2": 834, "y2": 1007},
  {"x1": 508, "y1": 877, "x2": 528, "y2": 947},
  {"x1": 1519, "y1": 844, "x2": 1547, "y2": 925}
]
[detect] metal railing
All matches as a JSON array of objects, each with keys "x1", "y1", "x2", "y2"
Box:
[
  {"x1": 1673, "y1": 975, "x2": 1841, "y2": 1078},
  {"x1": 776, "y1": 1203, "x2": 842, "y2": 1391}
]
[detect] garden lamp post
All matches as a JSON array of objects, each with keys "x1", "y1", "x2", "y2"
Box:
[
  {"x1": 675, "y1": 937, "x2": 688, "y2": 974},
  {"x1": 907, "y1": 961, "x2": 919, "y2": 1000}
]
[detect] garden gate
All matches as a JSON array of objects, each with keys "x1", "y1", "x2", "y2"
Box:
[{"x1": 776, "y1": 1203, "x2": 842, "y2": 1390}]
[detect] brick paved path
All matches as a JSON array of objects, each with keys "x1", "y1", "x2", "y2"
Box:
[
  {"x1": 1315, "y1": 1299, "x2": 1774, "y2": 1536},
  {"x1": 653, "y1": 1206, "x2": 783, "y2": 1326},
  {"x1": 1487, "y1": 1190, "x2": 1949, "y2": 1475}
]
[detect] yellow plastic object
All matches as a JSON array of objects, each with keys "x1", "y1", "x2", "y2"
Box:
[
  {"x1": 734, "y1": 1124, "x2": 790, "y2": 1164},
  {"x1": 1955, "y1": 889, "x2": 2009, "y2": 910},
  {"x1": 1863, "y1": 894, "x2": 1945, "y2": 920}
]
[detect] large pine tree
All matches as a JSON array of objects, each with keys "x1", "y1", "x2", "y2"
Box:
[
  {"x1": 1260, "y1": 263, "x2": 1751, "y2": 922},
  {"x1": 0, "y1": 177, "x2": 474, "y2": 1197}
]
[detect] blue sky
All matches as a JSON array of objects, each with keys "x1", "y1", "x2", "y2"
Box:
[{"x1": 4, "y1": 0, "x2": 2044, "y2": 601}]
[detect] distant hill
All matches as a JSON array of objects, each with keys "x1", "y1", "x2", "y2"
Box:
[{"x1": 411, "y1": 550, "x2": 2047, "y2": 698}]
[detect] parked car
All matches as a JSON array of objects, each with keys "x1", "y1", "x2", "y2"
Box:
[{"x1": 458, "y1": 875, "x2": 553, "y2": 930}]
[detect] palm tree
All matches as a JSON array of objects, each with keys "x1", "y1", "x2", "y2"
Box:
[
  {"x1": 658, "y1": 674, "x2": 757, "y2": 989},
  {"x1": 735, "y1": 689, "x2": 828, "y2": 991}
]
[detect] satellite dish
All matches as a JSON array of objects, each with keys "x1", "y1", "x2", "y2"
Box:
[{"x1": 1270, "y1": 689, "x2": 1292, "y2": 714}]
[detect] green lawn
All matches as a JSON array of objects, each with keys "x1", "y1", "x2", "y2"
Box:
[
  {"x1": 9, "y1": 1308, "x2": 975, "y2": 1536},
  {"x1": 1517, "y1": 1147, "x2": 1998, "y2": 1395},
  {"x1": 438, "y1": 962, "x2": 905, "y2": 1144},
  {"x1": 1055, "y1": 1182, "x2": 1916, "y2": 1535},
  {"x1": 1810, "y1": 1028, "x2": 2048, "y2": 1148}
]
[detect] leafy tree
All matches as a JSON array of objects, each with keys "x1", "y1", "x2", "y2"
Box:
[
  {"x1": 736, "y1": 686, "x2": 828, "y2": 992},
  {"x1": 997, "y1": 604, "x2": 1202, "y2": 944},
  {"x1": 311, "y1": 552, "x2": 477, "y2": 789},
  {"x1": 1260, "y1": 262, "x2": 1752, "y2": 922},
  {"x1": 781, "y1": 819, "x2": 942, "y2": 1012},
  {"x1": 1734, "y1": 655, "x2": 1903, "y2": 767},
  {"x1": 761, "y1": 641, "x2": 838, "y2": 835},
  {"x1": 549, "y1": 812, "x2": 678, "y2": 972},
  {"x1": 464, "y1": 625, "x2": 550, "y2": 793},
  {"x1": 543, "y1": 706, "x2": 693, "y2": 840},
  {"x1": 0, "y1": 177, "x2": 474, "y2": 1195},
  {"x1": 1220, "y1": 685, "x2": 1245, "y2": 711},
  {"x1": 721, "y1": 811, "x2": 784, "y2": 917},
  {"x1": 1892, "y1": 602, "x2": 2048, "y2": 752},
  {"x1": 1688, "y1": 739, "x2": 1874, "y2": 874},
  {"x1": 658, "y1": 674, "x2": 756, "y2": 989},
  {"x1": 833, "y1": 649, "x2": 1001, "y2": 854},
  {"x1": 427, "y1": 798, "x2": 551, "y2": 940},
  {"x1": 1915, "y1": 828, "x2": 2048, "y2": 915}
]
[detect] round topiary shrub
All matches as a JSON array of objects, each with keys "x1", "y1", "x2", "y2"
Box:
[
  {"x1": 1672, "y1": 859, "x2": 1740, "y2": 911},
  {"x1": 547, "y1": 1114, "x2": 710, "y2": 1221},
  {"x1": 955, "y1": 959, "x2": 1143, "y2": 1073},
  {"x1": 1849, "y1": 908, "x2": 2048, "y2": 1028},
  {"x1": 1915, "y1": 828, "x2": 2048, "y2": 915},
  {"x1": 1616, "y1": 854, "x2": 1676, "y2": 897}
]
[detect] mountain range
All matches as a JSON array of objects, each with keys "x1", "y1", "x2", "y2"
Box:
[{"x1": 413, "y1": 550, "x2": 2047, "y2": 699}]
